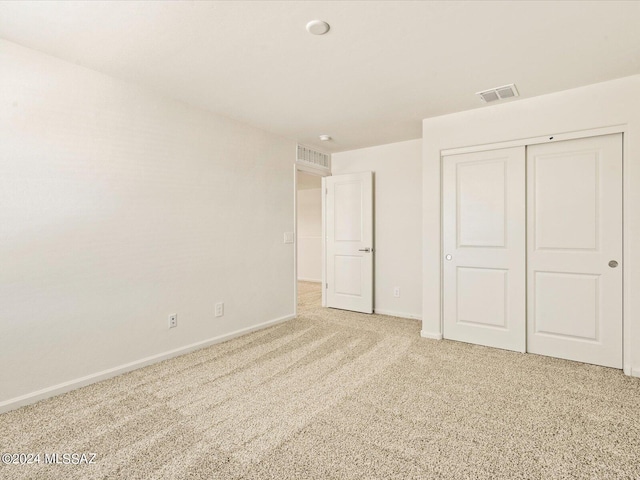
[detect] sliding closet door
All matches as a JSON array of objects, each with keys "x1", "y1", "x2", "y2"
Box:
[
  {"x1": 527, "y1": 134, "x2": 622, "y2": 368},
  {"x1": 443, "y1": 147, "x2": 526, "y2": 352}
]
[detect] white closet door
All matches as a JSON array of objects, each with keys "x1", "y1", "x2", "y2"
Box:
[
  {"x1": 443, "y1": 147, "x2": 526, "y2": 352},
  {"x1": 527, "y1": 134, "x2": 622, "y2": 368}
]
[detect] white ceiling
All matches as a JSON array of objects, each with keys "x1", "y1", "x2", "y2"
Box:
[{"x1": 1, "y1": 1, "x2": 639, "y2": 153}]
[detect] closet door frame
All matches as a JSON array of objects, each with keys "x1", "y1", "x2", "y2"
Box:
[{"x1": 437, "y1": 124, "x2": 631, "y2": 375}]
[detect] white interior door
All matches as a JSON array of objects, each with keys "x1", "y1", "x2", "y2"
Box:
[
  {"x1": 527, "y1": 134, "x2": 622, "y2": 368},
  {"x1": 325, "y1": 172, "x2": 373, "y2": 314},
  {"x1": 443, "y1": 147, "x2": 526, "y2": 352}
]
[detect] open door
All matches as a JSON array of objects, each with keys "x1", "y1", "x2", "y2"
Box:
[{"x1": 324, "y1": 172, "x2": 373, "y2": 314}]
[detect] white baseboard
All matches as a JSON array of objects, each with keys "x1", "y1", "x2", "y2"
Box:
[
  {"x1": 0, "y1": 313, "x2": 295, "y2": 414},
  {"x1": 374, "y1": 309, "x2": 421, "y2": 321},
  {"x1": 631, "y1": 367, "x2": 640, "y2": 379},
  {"x1": 297, "y1": 278, "x2": 322, "y2": 283},
  {"x1": 421, "y1": 330, "x2": 443, "y2": 340}
]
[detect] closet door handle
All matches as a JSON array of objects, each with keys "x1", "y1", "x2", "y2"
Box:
[{"x1": 608, "y1": 260, "x2": 618, "y2": 268}]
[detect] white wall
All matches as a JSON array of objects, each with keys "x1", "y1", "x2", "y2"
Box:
[
  {"x1": 422, "y1": 75, "x2": 640, "y2": 377},
  {"x1": 0, "y1": 39, "x2": 296, "y2": 410},
  {"x1": 297, "y1": 186, "x2": 322, "y2": 282},
  {"x1": 332, "y1": 139, "x2": 422, "y2": 319}
]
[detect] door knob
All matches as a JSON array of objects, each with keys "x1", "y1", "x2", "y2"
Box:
[
  {"x1": 359, "y1": 248, "x2": 371, "y2": 253},
  {"x1": 608, "y1": 260, "x2": 619, "y2": 268},
  {"x1": 445, "y1": 254, "x2": 452, "y2": 261}
]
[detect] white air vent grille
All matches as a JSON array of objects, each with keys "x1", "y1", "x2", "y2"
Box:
[
  {"x1": 297, "y1": 145, "x2": 330, "y2": 171},
  {"x1": 477, "y1": 84, "x2": 519, "y2": 103}
]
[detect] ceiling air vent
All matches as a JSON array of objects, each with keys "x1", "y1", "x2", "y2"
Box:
[
  {"x1": 476, "y1": 84, "x2": 519, "y2": 103},
  {"x1": 297, "y1": 145, "x2": 330, "y2": 171}
]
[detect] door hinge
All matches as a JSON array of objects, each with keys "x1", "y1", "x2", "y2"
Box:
[{"x1": 326, "y1": 283, "x2": 328, "y2": 289}]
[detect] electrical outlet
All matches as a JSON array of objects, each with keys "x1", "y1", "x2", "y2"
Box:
[
  {"x1": 394, "y1": 287, "x2": 400, "y2": 298},
  {"x1": 168, "y1": 314, "x2": 177, "y2": 329},
  {"x1": 215, "y1": 302, "x2": 224, "y2": 317}
]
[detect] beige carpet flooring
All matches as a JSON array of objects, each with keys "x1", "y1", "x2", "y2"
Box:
[{"x1": 1, "y1": 281, "x2": 640, "y2": 479}]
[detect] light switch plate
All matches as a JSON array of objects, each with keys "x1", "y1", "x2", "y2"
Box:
[{"x1": 284, "y1": 232, "x2": 294, "y2": 244}]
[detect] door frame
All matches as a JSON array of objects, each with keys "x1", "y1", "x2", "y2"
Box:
[
  {"x1": 293, "y1": 164, "x2": 330, "y2": 317},
  {"x1": 435, "y1": 124, "x2": 631, "y2": 374}
]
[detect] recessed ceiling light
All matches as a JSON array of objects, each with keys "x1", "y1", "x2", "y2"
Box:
[
  {"x1": 306, "y1": 20, "x2": 330, "y2": 35},
  {"x1": 319, "y1": 134, "x2": 332, "y2": 141}
]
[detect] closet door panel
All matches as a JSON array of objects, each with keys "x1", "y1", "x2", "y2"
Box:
[
  {"x1": 527, "y1": 134, "x2": 622, "y2": 368},
  {"x1": 443, "y1": 147, "x2": 526, "y2": 352}
]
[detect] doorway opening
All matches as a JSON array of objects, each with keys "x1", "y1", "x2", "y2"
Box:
[{"x1": 295, "y1": 168, "x2": 327, "y2": 314}]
